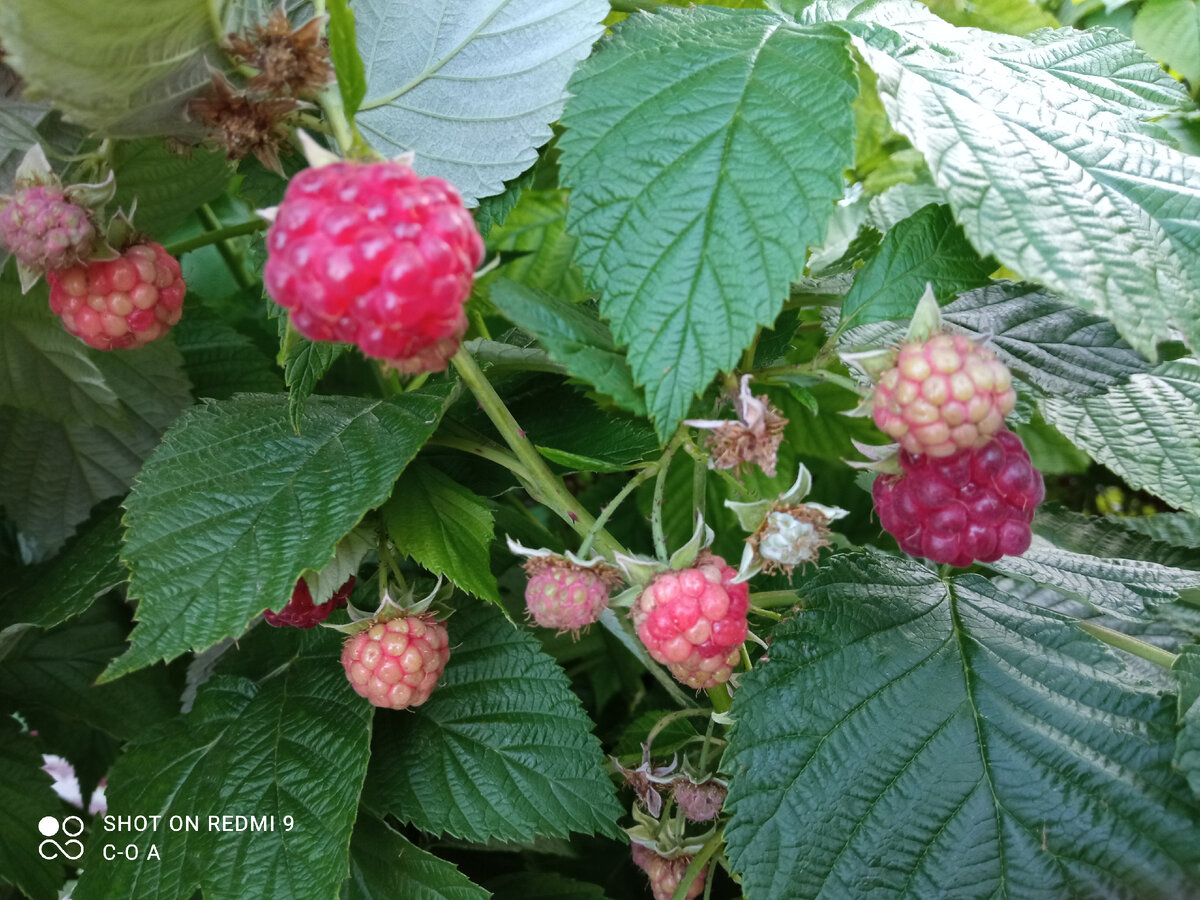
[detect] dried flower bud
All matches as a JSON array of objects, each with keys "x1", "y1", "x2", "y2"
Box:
[
  {"x1": 226, "y1": 7, "x2": 333, "y2": 97},
  {"x1": 188, "y1": 70, "x2": 298, "y2": 174},
  {"x1": 685, "y1": 375, "x2": 788, "y2": 477}
]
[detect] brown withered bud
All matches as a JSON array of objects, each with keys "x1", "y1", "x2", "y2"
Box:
[
  {"x1": 188, "y1": 70, "x2": 298, "y2": 174},
  {"x1": 226, "y1": 7, "x2": 333, "y2": 97},
  {"x1": 672, "y1": 778, "x2": 727, "y2": 822},
  {"x1": 685, "y1": 375, "x2": 788, "y2": 477}
]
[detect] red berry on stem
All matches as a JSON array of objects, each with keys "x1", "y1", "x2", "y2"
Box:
[
  {"x1": 264, "y1": 576, "x2": 355, "y2": 628},
  {"x1": 46, "y1": 243, "x2": 185, "y2": 350},
  {"x1": 264, "y1": 161, "x2": 484, "y2": 374}
]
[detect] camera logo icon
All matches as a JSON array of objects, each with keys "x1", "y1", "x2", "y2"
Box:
[{"x1": 38, "y1": 815, "x2": 85, "y2": 861}]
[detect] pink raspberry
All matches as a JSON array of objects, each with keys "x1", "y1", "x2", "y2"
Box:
[
  {"x1": 264, "y1": 161, "x2": 485, "y2": 374},
  {"x1": 873, "y1": 333, "x2": 1016, "y2": 457},
  {"x1": 341, "y1": 613, "x2": 450, "y2": 710},
  {"x1": 46, "y1": 243, "x2": 185, "y2": 350},
  {"x1": 631, "y1": 845, "x2": 706, "y2": 900},
  {"x1": 264, "y1": 576, "x2": 355, "y2": 628},
  {"x1": 873, "y1": 429, "x2": 1044, "y2": 568},
  {"x1": 672, "y1": 778, "x2": 726, "y2": 822},
  {"x1": 631, "y1": 553, "x2": 748, "y2": 689},
  {"x1": 523, "y1": 556, "x2": 616, "y2": 634},
  {"x1": 0, "y1": 185, "x2": 95, "y2": 271}
]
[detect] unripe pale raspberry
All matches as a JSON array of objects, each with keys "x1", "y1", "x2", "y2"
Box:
[
  {"x1": 341, "y1": 613, "x2": 450, "y2": 710},
  {"x1": 525, "y1": 563, "x2": 613, "y2": 633},
  {"x1": 264, "y1": 576, "x2": 355, "y2": 628},
  {"x1": 873, "y1": 429, "x2": 1044, "y2": 568},
  {"x1": 0, "y1": 185, "x2": 95, "y2": 271},
  {"x1": 264, "y1": 161, "x2": 484, "y2": 374},
  {"x1": 632, "y1": 845, "x2": 706, "y2": 900},
  {"x1": 672, "y1": 778, "x2": 726, "y2": 822},
  {"x1": 46, "y1": 243, "x2": 185, "y2": 350},
  {"x1": 873, "y1": 333, "x2": 1016, "y2": 457},
  {"x1": 631, "y1": 553, "x2": 748, "y2": 689}
]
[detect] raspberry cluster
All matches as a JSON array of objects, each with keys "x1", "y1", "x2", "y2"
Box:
[
  {"x1": 0, "y1": 185, "x2": 95, "y2": 270},
  {"x1": 264, "y1": 576, "x2": 355, "y2": 628},
  {"x1": 264, "y1": 160, "x2": 484, "y2": 373},
  {"x1": 341, "y1": 613, "x2": 450, "y2": 710},
  {"x1": 873, "y1": 333, "x2": 1016, "y2": 457},
  {"x1": 873, "y1": 429, "x2": 1044, "y2": 567},
  {"x1": 631, "y1": 845, "x2": 705, "y2": 900},
  {"x1": 46, "y1": 242, "x2": 186, "y2": 350},
  {"x1": 631, "y1": 553, "x2": 748, "y2": 689}
]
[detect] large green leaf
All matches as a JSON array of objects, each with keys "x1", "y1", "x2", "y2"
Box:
[
  {"x1": 808, "y1": 0, "x2": 1200, "y2": 358},
  {"x1": 560, "y1": 7, "x2": 857, "y2": 435},
  {"x1": 0, "y1": 0, "x2": 217, "y2": 136},
  {"x1": 353, "y1": 0, "x2": 607, "y2": 203},
  {"x1": 110, "y1": 139, "x2": 233, "y2": 238},
  {"x1": 1033, "y1": 504, "x2": 1200, "y2": 572},
  {"x1": 724, "y1": 553, "x2": 1200, "y2": 898},
  {"x1": 172, "y1": 311, "x2": 284, "y2": 401},
  {"x1": 367, "y1": 602, "x2": 622, "y2": 843},
  {"x1": 1114, "y1": 512, "x2": 1200, "y2": 550},
  {"x1": 344, "y1": 814, "x2": 487, "y2": 900},
  {"x1": 109, "y1": 387, "x2": 451, "y2": 679},
  {"x1": 489, "y1": 279, "x2": 645, "y2": 415},
  {"x1": 74, "y1": 633, "x2": 371, "y2": 900},
  {"x1": 1041, "y1": 359, "x2": 1200, "y2": 515},
  {"x1": 0, "y1": 506, "x2": 125, "y2": 632},
  {"x1": 383, "y1": 462, "x2": 501, "y2": 606},
  {"x1": 1174, "y1": 646, "x2": 1200, "y2": 800},
  {"x1": 838, "y1": 203, "x2": 992, "y2": 331},
  {"x1": 485, "y1": 189, "x2": 586, "y2": 302},
  {"x1": 0, "y1": 718, "x2": 67, "y2": 900}
]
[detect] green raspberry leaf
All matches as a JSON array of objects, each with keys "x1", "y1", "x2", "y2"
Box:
[
  {"x1": 353, "y1": 0, "x2": 607, "y2": 203},
  {"x1": 838, "y1": 203, "x2": 993, "y2": 331},
  {"x1": 560, "y1": 8, "x2": 857, "y2": 436},
  {"x1": 489, "y1": 279, "x2": 646, "y2": 416},
  {"x1": 724, "y1": 552, "x2": 1200, "y2": 898},
  {"x1": 810, "y1": 0, "x2": 1200, "y2": 358},
  {"x1": 110, "y1": 139, "x2": 233, "y2": 239},
  {"x1": 109, "y1": 387, "x2": 452, "y2": 680},
  {"x1": 0, "y1": 0, "x2": 219, "y2": 136},
  {"x1": 367, "y1": 602, "x2": 623, "y2": 843},
  {"x1": 345, "y1": 814, "x2": 487, "y2": 900},
  {"x1": 327, "y1": 0, "x2": 367, "y2": 118},
  {"x1": 1133, "y1": 0, "x2": 1200, "y2": 85},
  {"x1": 73, "y1": 632, "x2": 372, "y2": 900},
  {"x1": 1041, "y1": 359, "x2": 1200, "y2": 516},
  {"x1": 383, "y1": 462, "x2": 502, "y2": 607}
]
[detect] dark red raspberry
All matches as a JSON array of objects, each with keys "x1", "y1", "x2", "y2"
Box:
[
  {"x1": 46, "y1": 242, "x2": 185, "y2": 350},
  {"x1": 264, "y1": 576, "x2": 355, "y2": 628},
  {"x1": 264, "y1": 161, "x2": 484, "y2": 373},
  {"x1": 873, "y1": 429, "x2": 1043, "y2": 568}
]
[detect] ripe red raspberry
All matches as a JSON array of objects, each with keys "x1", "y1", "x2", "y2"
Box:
[
  {"x1": 264, "y1": 576, "x2": 355, "y2": 628},
  {"x1": 631, "y1": 553, "x2": 748, "y2": 689},
  {"x1": 46, "y1": 243, "x2": 185, "y2": 350},
  {"x1": 0, "y1": 185, "x2": 95, "y2": 271},
  {"x1": 632, "y1": 845, "x2": 706, "y2": 900},
  {"x1": 873, "y1": 429, "x2": 1044, "y2": 568},
  {"x1": 341, "y1": 613, "x2": 450, "y2": 710},
  {"x1": 264, "y1": 160, "x2": 484, "y2": 373},
  {"x1": 873, "y1": 333, "x2": 1016, "y2": 457}
]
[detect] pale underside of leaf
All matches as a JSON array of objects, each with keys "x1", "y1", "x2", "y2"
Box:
[
  {"x1": 354, "y1": 0, "x2": 607, "y2": 203},
  {"x1": 1041, "y1": 360, "x2": 1200, "y2": 515},
  {"x1": 805, "y1": 0, "x2": 1200, "y2": 358}
]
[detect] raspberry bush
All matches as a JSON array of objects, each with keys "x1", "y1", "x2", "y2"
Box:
[{"x1": 1, "y1": 2, "x2": 1199, "y2": 899}]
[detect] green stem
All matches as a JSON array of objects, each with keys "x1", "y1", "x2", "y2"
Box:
[
  {"x1": 425, "y1": 436, "x2": 532, "y2": 482},
  {"x1": 749, "y1": 590, "x2": 802, "y2": 609},
  {"x1": 697, "y1": 714, "x2": 718, "y2": 773},
  {"x1": 610, "y1": 0, "x2": 670, "y2": 11},
  {"x1": 194, "y1": 205, "x2": 254, "y2": 289},
  {"x1": 671, "y1": 829, "x2": 724, "y2": 900},
  {"x1": 755, "y1": 363, "x2": 868, "y2": 397},
  {"x1": 749, "y1": 604, "x2": 783, "y2": 621},
  {"x1": 579, "y1": 464, "x2": 656, "y2": 558},
  {"x1": 171, "y1": 213, "x2": 266, "y2": 264},
  {"x1": 706, "y1": 683, "x2": 732, "y2": 714},
  {"x1": 681, "y1": 437, "x2": 749, "y2": 500},
  {"x1": 451, "y1": 347, "x2": 618, "y2": 556},
  {"x1": 652, "y1": 434, "x2": 684, "y2": 561},
  {"x1": 692, "y1": 454, "x2": 707, "y2": 523},
  {"x1": 1078, "y1": 621, "x2": 1178, "y2": 669},
  {"x1": 645, "y1": 708, "x2": 715, "y2": 754}
]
